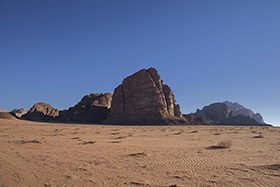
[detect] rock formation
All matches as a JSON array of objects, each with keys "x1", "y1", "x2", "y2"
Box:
[
  {"x1": 182, "y1": 114, "x2": 211, "y2": 125},
  {"x1": 11, "y1": 108, "x2": 27, "y2": 118},
  {"x1": 22, "y1": 102, "x2": 59, "y2": 121},
  {"x1": 104, "y1": 68, "x2": 188, "y2": 125},
  {"x1": 0, "y1": 110, "x2": 16, "y2": 119},
  {"x1": 223, "y1": 101, "x2": 265, "y2": 123},
  {"x1": 192, "y1": 102, "x2": 270, "y2": 126},
  {"x1": 59, "y1": 93, "x2": 113, "y2": 123},
  {"x1": 193, "y1": 103, "x2": 234, "y2": 124}
]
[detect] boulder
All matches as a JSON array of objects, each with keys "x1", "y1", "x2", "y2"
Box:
[
  {"x1": 59, "y1": 93, "x2": 113, "y2": 123},
  {"x1": 104, "y1": 68, "x2": 188, "y2": 125},
  {"x1": 22, "y1": 102, "x2": 59, "y2": 121}
]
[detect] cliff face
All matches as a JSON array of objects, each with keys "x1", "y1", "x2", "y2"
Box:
[{"x1": 105, "y1": 68, "x2": 187, "y2": 125}]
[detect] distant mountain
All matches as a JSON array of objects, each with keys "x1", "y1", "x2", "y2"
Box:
[
  {"x1": 223, "y1": 101, "x2": 265, "y2": 124},
  {"x1": 11, "y1": 108, "x2": 27, "y2": 118},
  {"x1": 191, "y1": 102, "x2": 270, "y2": 126}
]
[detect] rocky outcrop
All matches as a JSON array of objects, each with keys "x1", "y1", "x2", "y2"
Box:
[
  {"x1": 11, "y1": 108, "x2": 27, "y2": 118},
  {"x1": 183, "y1": 114, "x2": 211, "y2": 125},
  {"x1": 59, "y1": 93, "x2": 113, "y2": 123},
  {"x1": 104, "y1": 68, "x2": 187, "y2": 125},
  {"x1": 192, "y1": 102, "x2": 270, "y2": 126},
  {"x1": 0, "y1": 110, "x2": 16, "y2": 119},
  {"x1": 223, "y1": 101, "x2": 265, "y2": 123},
  {"x1": 22, "y1": 102, "x2": 59, "y2": 121}
]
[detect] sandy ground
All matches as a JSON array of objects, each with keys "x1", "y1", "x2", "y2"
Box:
[{"x1": 0, "y1": 119, "x2": 280, "y2": 187}]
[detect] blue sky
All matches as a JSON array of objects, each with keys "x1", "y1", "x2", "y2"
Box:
[{"x1": 0, "y1": 0, "x2": 279, "y2": 125}]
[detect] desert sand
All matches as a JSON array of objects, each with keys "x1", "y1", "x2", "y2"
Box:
[{"x1": 0, "y1": 119, "x2": 279, "y2": 187}]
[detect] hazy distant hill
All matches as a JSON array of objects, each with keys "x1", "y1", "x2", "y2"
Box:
[
  {"x1": 223, "y1": 101, "x2": 265, "y2": 124},
  {"x1": 191, "y1": 102, "x2": 270, "y2": 126}
]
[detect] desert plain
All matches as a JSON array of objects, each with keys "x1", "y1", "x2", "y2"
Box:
[{"x1": 0, "y1": 118, "x2": 280, "y2": 187}]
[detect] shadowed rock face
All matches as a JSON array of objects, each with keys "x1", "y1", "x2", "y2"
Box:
[
  {"x1": 22, "y1": 102, "x2": 59, "y2": 121},
  {"x1": 223, "y1": 101, "x2": 265, "y2": 124},
  {"x1": 59, "y1": 93, "x2": 113, "y2": 123},
  {"x1": 104, "y1": 68, "x2": 187, "y2": 125}
]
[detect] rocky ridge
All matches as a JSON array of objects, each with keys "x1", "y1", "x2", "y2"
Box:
[
  {"x1": 4, "y1": 68, "x2": 271, "y2": 126},
  {"x1": 191, "y1": 102, "x2": 270, "y2": 126}
]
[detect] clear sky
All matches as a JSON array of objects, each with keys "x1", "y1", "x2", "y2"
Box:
[{"x1": 0, "y1": 0, "x2": 279, "y2": 126}]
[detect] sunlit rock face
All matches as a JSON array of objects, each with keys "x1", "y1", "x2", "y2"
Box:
[{"x1": 105, "y1": 68, "x2": 187, "y2": 125}]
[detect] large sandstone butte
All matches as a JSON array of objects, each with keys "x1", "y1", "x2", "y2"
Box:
[
  {"x1": 104, "y1": 68, "x2": 188, "y2": 125},
  {"x1": 22, "y1": 102, "x2": 59, "y2": 121},
  {"x1": 59, "y1": 93, "x2": 113, "y2": 123}
]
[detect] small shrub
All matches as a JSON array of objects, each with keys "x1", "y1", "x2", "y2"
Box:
[
  {"x1": 254, "y1": 135, "x2": 264, "y2": 138},
  {"x1": 206, "y1": 140, "x2": 232, "y2": 149},
  {"x1": 217, "y1": 140, "x2": 232, "y2": 148}
]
